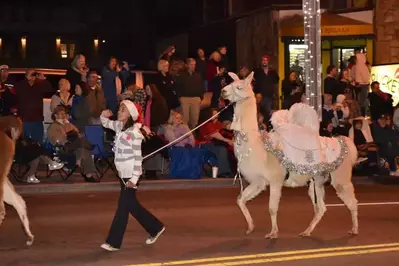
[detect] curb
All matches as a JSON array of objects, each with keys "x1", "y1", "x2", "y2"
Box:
[
  {"x1": 14, "y1": 178, "x2": 236, "y2": 195},
  {"x1": 13, "y1": 175, "x2": 379, "y2": 195}
]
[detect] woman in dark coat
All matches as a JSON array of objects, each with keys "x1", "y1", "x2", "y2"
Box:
[
  {"x1": 153, "y1": 60, "x2": 180, "y2": 112},
  {"x1": 71, "y1": 82, "x2": 91, "y2": 133},
  {"x1": 282, "y1": 71, "x2": 301, "y2": 109},
  {"x1": 65, "y1": 54, "x2": 89, "y2": 95},
  {"x1": 146, "y1": 84, "x2": 170, "y2": 131}
]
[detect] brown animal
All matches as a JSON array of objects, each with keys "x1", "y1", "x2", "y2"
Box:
[{"x1": 0, "y1": 116, "x2": 34, "y2": 246}]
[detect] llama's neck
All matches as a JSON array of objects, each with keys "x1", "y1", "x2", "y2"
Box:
[{"x1": 232, "y1": 97, "x2": 259, "y2": 133}]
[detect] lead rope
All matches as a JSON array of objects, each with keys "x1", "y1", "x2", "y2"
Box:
[
  {"x1": 121, "y1": 103, "x2": 234, "y2": 188},
  {"x1": 233, "y1": 154, "x2": 244, "y2": 193}
]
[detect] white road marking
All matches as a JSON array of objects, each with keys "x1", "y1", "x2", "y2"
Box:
[{"x1": 326, "y1": 201, "x2": 399, "y2": 207}]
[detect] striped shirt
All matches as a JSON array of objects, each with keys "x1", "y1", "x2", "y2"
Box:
[{"x1": 100, "y1": 116, "x2": 144, "y2": 184}]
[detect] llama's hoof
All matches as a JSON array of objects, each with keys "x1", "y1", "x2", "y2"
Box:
[
  {"x1": 26, "y1": 235, "x2": 34, "y2": 246},
  {"x1": 265, "y1": 231, "x2": 278, "y2": 239},
  {"x1": 246, "y1": 226, "x2": 254, "y2": 235},
  {"x1": 348, "y1": 228, "x2": 358, "y2": 235},
  {"x1": 299, "y1": 231, "x2": 311, "y2": 237},
  {"x1": 245, "y1": 224, "x2": 255, "y2": 235}
]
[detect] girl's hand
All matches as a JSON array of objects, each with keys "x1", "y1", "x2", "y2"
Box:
[
  {"x1": 126, "y1": 181, "x2": 137, "y2": 189},
  {"x1": 101, "y1": 110, "x2": 113, "y2": 118}
]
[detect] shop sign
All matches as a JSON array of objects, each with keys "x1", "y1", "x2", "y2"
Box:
[
  {"x1": 370, "y1": 64, "x2": 399, "y2": 106},
  {"x1": 321, "y1": 26, "x2": 350, "y2": 36}
]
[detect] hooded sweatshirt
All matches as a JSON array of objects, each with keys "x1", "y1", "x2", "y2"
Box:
[{"x1": 353, "y1": 53, "x2": 370, "y2": 85}]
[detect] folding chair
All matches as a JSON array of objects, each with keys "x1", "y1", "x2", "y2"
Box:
[
  {"x1": 85, "y1": 125, "x2": 118, "y2": 179},
  {"x1": 10, "y1": 159, "x2": 30, "y2": 183},
  {"x1": 43, "y1": 139, "x2": 79, "y2": 180}
]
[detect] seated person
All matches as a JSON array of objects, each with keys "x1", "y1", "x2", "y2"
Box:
[
  {"x1": 350, "y1": 118, "x2": 377, "y2": 165},
  {"x1": 257, "y1": 113, "x2": 267, "y2": 132},
  {"x1": 118, "y1": 77, "x2": 147, "y2": 112},
  {"x1": 331, "y1": 97, "x2": 351, "y2": 136},
  {"x1": 217, "y1": 98, "x2": 234, "y2": 123},
  {"x1": 319, "y1": 120, "x2": 334, "y2": 137},
  {"x1": 14, "y1": 137, "x2": 64, "y2": 184},
  {"x1": 198, "y1": 108, "x2": 233, "y2": 177},
  {"x1": 50, "y1": 78, "x2": 74, "y2": 114},
  {"x1": 372, "y1": 114, "x2": 399, "y2": 176},
  {"x1": 71, "y1": 82, "x2": 91, "y2": 133},
  {"x1": 47, "y1": 106, "x2": 98, "y2": 182},
  {"x1": 164, "y1": 111, "x2": 195, "y2": 147}
]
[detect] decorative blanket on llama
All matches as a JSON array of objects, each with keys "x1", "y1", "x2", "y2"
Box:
[{"x1": 264, "y1": 105, "x2": 348, "y2": 176}]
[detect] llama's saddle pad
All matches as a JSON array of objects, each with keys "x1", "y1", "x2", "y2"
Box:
[{"x1": 268, "y1": 124, "x2": 342, "y2": 166}]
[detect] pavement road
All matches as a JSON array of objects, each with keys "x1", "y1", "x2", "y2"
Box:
[{"x1": 1, "y1": 184, "x2": 399, "y2": 266}]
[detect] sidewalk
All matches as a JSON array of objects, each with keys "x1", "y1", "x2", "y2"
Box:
[{"x1": 12, "y1": 170, "x2": 378, "y2": 195}]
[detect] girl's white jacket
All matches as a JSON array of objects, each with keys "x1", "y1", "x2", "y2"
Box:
[{"x1": 100, "y1": 116, "x2": 144, "y2": 184}]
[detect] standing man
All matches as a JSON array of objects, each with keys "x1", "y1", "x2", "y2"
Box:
[
  {"x1": 175, "y1": 58, "x2": 204, "y2": 129},
  {"x1": 0, "y1": 65, "x2": 17, "y2": 116},
  {"x1": 323, "y1": 65, "x2": 342, "y2": 102},
  {"x1": 15, "y1": 69, "x2": 53, "y2": 142},
  {"x1": 86, "y1": 71, "x2": 106, "y2": 125},
  {"x1": 253, "y1": 55, "x2": 279, "y2": 120}
]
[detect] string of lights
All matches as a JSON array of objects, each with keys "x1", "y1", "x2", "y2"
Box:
[{"x1": 303, "y1": 0, "x2": 322, "y2": 120}]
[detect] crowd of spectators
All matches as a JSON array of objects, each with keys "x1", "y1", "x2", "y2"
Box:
[{"x1": 1, "y1": 45, "x2": 398, "y2": 184}]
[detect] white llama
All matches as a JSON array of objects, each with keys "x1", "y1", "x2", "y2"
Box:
[
  {"x1": 221, "y1": 72, "x2": 359, "y2": 238},
  {"x1": 0, "y1": 116, "x2": 34, "y2": 246}
]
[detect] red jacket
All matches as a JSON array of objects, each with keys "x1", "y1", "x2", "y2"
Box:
[{"x1": 15, "y1": 79, "x2": 53, "y2": 122}]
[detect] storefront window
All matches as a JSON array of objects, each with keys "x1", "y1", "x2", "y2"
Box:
[{"x1": 289, "y1": 44, "x2": 306, "y2": 81}]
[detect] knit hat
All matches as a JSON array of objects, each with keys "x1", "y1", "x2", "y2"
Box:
[
  {"x1": 121, "y1": 100, "x2": 140, "y2": 122},
  {"x1": 262, "y1": 54, "x2": 270, "y2": 60}
]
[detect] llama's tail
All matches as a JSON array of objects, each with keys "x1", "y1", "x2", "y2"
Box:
[
  {"x1": 0, "y1": 132, "x2": 16, "y2": 202},
  {"x1": 344, "y1": 136, "x2": 358, "y2": 166}
]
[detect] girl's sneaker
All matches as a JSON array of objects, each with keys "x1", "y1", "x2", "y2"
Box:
[
  {"x1": 100, "y1": 243, "x2": 119, "y2": 252},
  {"x1": 48, "y1": 161, "x2": 64, "y2": 171},
  {"x1": 356, "y1": 157, "x2": 368, "y2": 164},
  {"x1": 146, "y1": 227, "x2": 165, "y2": 245}
]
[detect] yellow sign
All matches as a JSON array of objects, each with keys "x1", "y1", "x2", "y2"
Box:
[
  {"x1": 370, "y1": 64, "x2": 399, "y2": 106},
  {"x1": 280, "y1": 24, "x2": 373, "y2": 37}
]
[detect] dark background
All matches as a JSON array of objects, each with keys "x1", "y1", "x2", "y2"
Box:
[{"x1": 0, "y1": 0, "x2": 373, "y2": 69}]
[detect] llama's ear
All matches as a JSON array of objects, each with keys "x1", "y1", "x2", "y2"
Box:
[
  {"x1": 228, "y1": 72, "x2": 240, "y2": 81},
  {"x1": 245, "y1": 71, "x2": 254, "y2": 87}
]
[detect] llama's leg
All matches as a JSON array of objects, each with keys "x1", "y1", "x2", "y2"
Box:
[
  {"x1": 237, "y1": 181, "x2": 265, "y2": 235},
  {"x1": 4, "y1": 181, "x2": 34, "y2": 245},
  {"x1": 265, "y1": 183, "x2": 283, "y2": 239},
  {"x1": 300, "y1": 177, "x2": 327, "y2": 237},
  {"x1": 332, "y1": 180, "x2": 359, "y2": 235},
  {"x1": 330, "y1": 158, "x2": 359, "y2": 235}
]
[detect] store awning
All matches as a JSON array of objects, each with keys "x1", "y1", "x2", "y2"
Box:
[{"x1": 280, "y1": 12, "x2": 373, "y2": 37}]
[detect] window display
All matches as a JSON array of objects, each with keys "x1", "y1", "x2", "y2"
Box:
[{"x1": 289, "y1": 44, "x2": 306, "y2": 81}]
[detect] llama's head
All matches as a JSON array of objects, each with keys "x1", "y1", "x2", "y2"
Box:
[{"x1": 221, "y1": 72, "x2": 254, "y2": 103}]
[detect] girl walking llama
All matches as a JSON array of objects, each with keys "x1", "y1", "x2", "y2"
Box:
[{"x1": 100, "y1": 100, "x2": 165, "y2": 251}]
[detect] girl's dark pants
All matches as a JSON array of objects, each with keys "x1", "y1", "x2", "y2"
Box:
[{"x1": 106, "y1": 179, "x2": 164, "y2": 248}]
